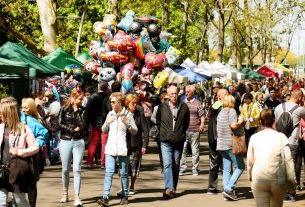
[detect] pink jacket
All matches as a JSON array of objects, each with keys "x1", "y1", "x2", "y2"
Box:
[{"x1": 0, "y1": 123, "x2": 39, "y2": 158}]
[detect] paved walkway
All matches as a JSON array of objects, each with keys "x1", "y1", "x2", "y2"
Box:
[{"x1": 37, "y1": 138, "x2": 305, "y2": 207}]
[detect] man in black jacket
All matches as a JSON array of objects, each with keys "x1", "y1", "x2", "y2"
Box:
[
  {"x1": 85, "y1": 81, "x2": 111, "y2": 168},
  {"x1": 156, "y1": 86, "x2": 190, "y2": 199},
  {"x1": 207, "y1": 88, "x2": 228, "y2": 195}
]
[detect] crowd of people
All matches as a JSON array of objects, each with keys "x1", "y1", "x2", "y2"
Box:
[{"x1": 0, "y1": 76, "x2": 304, "y2": 207}]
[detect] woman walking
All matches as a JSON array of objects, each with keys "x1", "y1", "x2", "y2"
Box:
[
  {"x1": 21, "y1": 97, "x2": 49, "y2": 207},
  {"x1": 97, "y1": 92, "x2": 137, "y2": 207},
  {"x1": 217, "y1": 94, "x2": 245, "y2": 201},
  {"x1": 247, "y1": 109, "x2": 295, "y2": 207},
  {"x1": 0, "y1": 97, "x2": 39, "y2": 206},
  {"x1": 125, "y1": 94, "x2": 149, "y2": 194},
  {"x1": 57, "y1": 90, "x2": 85, "y2": 206}
]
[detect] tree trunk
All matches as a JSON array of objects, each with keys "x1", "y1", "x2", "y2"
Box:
[
  {"x1": 162, "y1": 0, "x2": 170, "y2": 31},
  {"x1": 36, "y1": 0, "x2": 57, "y2": 53},
  {"x1": 232, "y1": 2, "x2": 241, "y2": 69},
  {"x1": 181, "y1": 1, "x2": 189, "y2": 47},
  {"x1": 107, "y1": 0, "x2": 119, "y2": 17},
  {"x1": 75, "y1": 0, "x2": 88, "y2": 57},
  {"x1": 216, "y1": 0, "x2": 225, "y2": 62}
]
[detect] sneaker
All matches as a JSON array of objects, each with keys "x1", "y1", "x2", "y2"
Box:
[
  {"x1": 120, "y1": 196, "x2": 128, "y2": 205},
  {"x1": 296, "y1": 185, "x2": 302, "y2": 191},
  {"x1": 179, "y1": 170, "x2": 185, "y2": 176},
  {"x1": 97, "y1": 197, "x2": 109, "y2": 207},
  {"x1": 163, "y1": 189, "x2": 174, "y2": 199},
  {"x1": 129, "y1": 189, "x2": 136, "y2": 195},
  {"x1": 207, "y1": 189, "x2": 219, "y2": 195},
  {"x1": 223, "y1": 191, "x2": 238, "y2": 201},
  {"x1": 222, "y1": 195, "x2": 228, "y2": 201},
  {"x1": 86, "y1": 164, "x2": 93, "y2": 169},
  {"x1": 73, "y1": 199, "x2": 82, "y2": 207},
  {"x1": 284, "y1": 194, "x2": 296, "y2": 202},
  {"x1": 192, "y1": 170, "x2": 199, "y2": 176},
  {"x1": 117, "y1": 191, "x2": 122, "y2": 197}
]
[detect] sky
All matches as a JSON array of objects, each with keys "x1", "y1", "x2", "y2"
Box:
[{"x1": 290, "y1": 30, "x2": 305, "y2": 56}]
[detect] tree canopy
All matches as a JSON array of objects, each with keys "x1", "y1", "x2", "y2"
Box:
[{"x1": 1, "y1": 0, "x2": 304, "y2": 69}]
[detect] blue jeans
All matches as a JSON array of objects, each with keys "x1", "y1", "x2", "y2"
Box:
[
  {"x1": 161, "y1": 141, "x2": 184, "y2": 191},
  {"x1": 0, "y1": 188, "x2": 30, "y2": 207},
  {"x1": 59, "y1": 139, "x2": 85, "y2": 195},
  {"x1": 103, "y1": 155, "x2": 129, "y2": 199},
  {"x1": 221, "y1": 150, "x2": 245, "y2": 192}
]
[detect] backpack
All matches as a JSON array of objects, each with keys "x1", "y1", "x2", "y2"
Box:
[{"x1": 276, "y1": 103, "x2": 299, "y2": 137}]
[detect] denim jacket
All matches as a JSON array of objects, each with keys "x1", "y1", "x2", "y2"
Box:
[{"x1": 20, "y1": 111, "x2": 48, "y2": 148}]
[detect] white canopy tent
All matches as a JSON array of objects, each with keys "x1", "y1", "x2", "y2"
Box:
[
  {"x1": 163, "y1": 67, "x2": 188, "y2": 83},
  {"x1": 197, "y1": 60, "x2": 226, "y2": 78},
  {"x1": 225, "y1": 64, "x2": 245, "y2": 80},
  {"x1": 211, "y1": 61, "x2": 238, "y2": 80},
  {"x1": 180, "y1": 58, "x2": 197, "y2": 70}
]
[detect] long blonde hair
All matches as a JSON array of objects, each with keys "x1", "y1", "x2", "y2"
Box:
[
  {"x1": 63, "y1": 90, "x2": 84, "y2": 110},
  {"x1": 22, "y1": 98, "x2": 41, "y2": 120},
  {"x1": 0, "y1": 97, "x2": 24, "y2": 135}
]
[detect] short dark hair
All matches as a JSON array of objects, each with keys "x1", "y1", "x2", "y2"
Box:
[
  {"x1": 111, "y1": 81, "x2": 122, "y2": 93},
  {"x1": 244, "y1": 93, "x2": 253, "y2": 100},
  {"x1": 98, "y1": 80, "x2": 108, "y2": 92},
  {"x1": 268, "y1": 86, "x2": 276, "y2": 92}
]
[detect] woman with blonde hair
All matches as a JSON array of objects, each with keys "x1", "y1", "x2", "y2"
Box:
[
  {"x1": 98, "y1": 92, "x2": 137, "y2": 207},
  {"x1": 0, "y1": 97, "x2": 39, "y2": 206},
  {"x1": 216, "y1": 94, "x2": 245, "y2": 201},
  {"x1": 57, "y1": 90, "x2": 85, "y2": 206},
  {"x1": 248, "y1": 109, "x2": 295, "y2": 207},
  {"x1": 21, "y1": 97, "x2": 48, "y2": 207}
]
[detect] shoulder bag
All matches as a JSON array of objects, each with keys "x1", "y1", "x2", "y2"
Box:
[
  {"x1": 9, "y1": 135, "x2": 35, "y2": 185},
  {"x1": 278, "y1": 136, "x2": 296, "y2": 189},
  {"x1": 229, "y1": 109, "x2": 247, "y2": 155}
]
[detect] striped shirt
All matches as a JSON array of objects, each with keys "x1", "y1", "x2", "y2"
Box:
[
  {"x1": 184, "y1": 98, "x2": 204, "y2": 132},
  {"x1": 216, "y1": 108, "x2": 244, "y2": 151}
]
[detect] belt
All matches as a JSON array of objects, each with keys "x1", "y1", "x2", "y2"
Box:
[{"x1": 60, "y1": 137, "x2": 83, "y2": 141}]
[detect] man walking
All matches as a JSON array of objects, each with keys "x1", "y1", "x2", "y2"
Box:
[
  {"x1": 85, "y1": 80, "x2": 111, "y2": 168},
  {"x1": 207, "y1": 88, "x2": 228, "y2": 194},
  {"x1": 179, "y1": 85, "x2": 205, "y2": 176},
  {"x1": 156, "y1": 85, "x2": 190, "y2": 199},
  {"x1": 274, "y1": 89, "x2": 305, "y2": 202}
]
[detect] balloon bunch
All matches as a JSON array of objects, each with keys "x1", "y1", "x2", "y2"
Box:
[{"x1": 84, "y1": 10, "x2": 181, "y2": 97}]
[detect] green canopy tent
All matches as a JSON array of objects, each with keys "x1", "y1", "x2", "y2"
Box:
[
  {"x1": 241, "y1": 68, "x2": 265, "y2": 80},
  {"x1": 0, "y1": 57, "x2": 30, "y2": 103},
  {"x1": 76, "y1": 51, "x2": 93, "y2": 64},
  {"x1": 42, "y1": 48, "x2": 84, "y2": 69},
  {"x1": 0, "y1": 41, "x2": 63, "y2": 77}
]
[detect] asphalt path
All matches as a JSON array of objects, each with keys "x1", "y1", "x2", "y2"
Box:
[{"x1": 37, "y1": 135, "x2": 305, "y2": 207}]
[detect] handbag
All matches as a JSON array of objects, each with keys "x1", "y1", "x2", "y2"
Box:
[
  {"x1": 232, "y1": 135, "x2": 247, "y2": 155},
  {"x1": 278, "y1": 137, "x2": 297, "y2": 189},
  {"x1": 9, "y1": 135, "x2": 34, "y2": 185},
  {"x1": 0, "y1": 163, "x2": 9, "y2": 187},
  {"x1": 149, "y1": 125, "x2": 159, "y2": 140}
]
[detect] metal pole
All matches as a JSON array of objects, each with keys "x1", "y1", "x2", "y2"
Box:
[{"x1": 75, "y1": 0, "x2": 88, "y2": 57}]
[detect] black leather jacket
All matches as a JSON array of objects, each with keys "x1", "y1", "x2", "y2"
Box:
[
  {"x1": 58, "y1": 107, "x2": 85, "y2": 140},
  {"x1": 85, "y1": 92, "x2": 110, "y2": 128}
]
